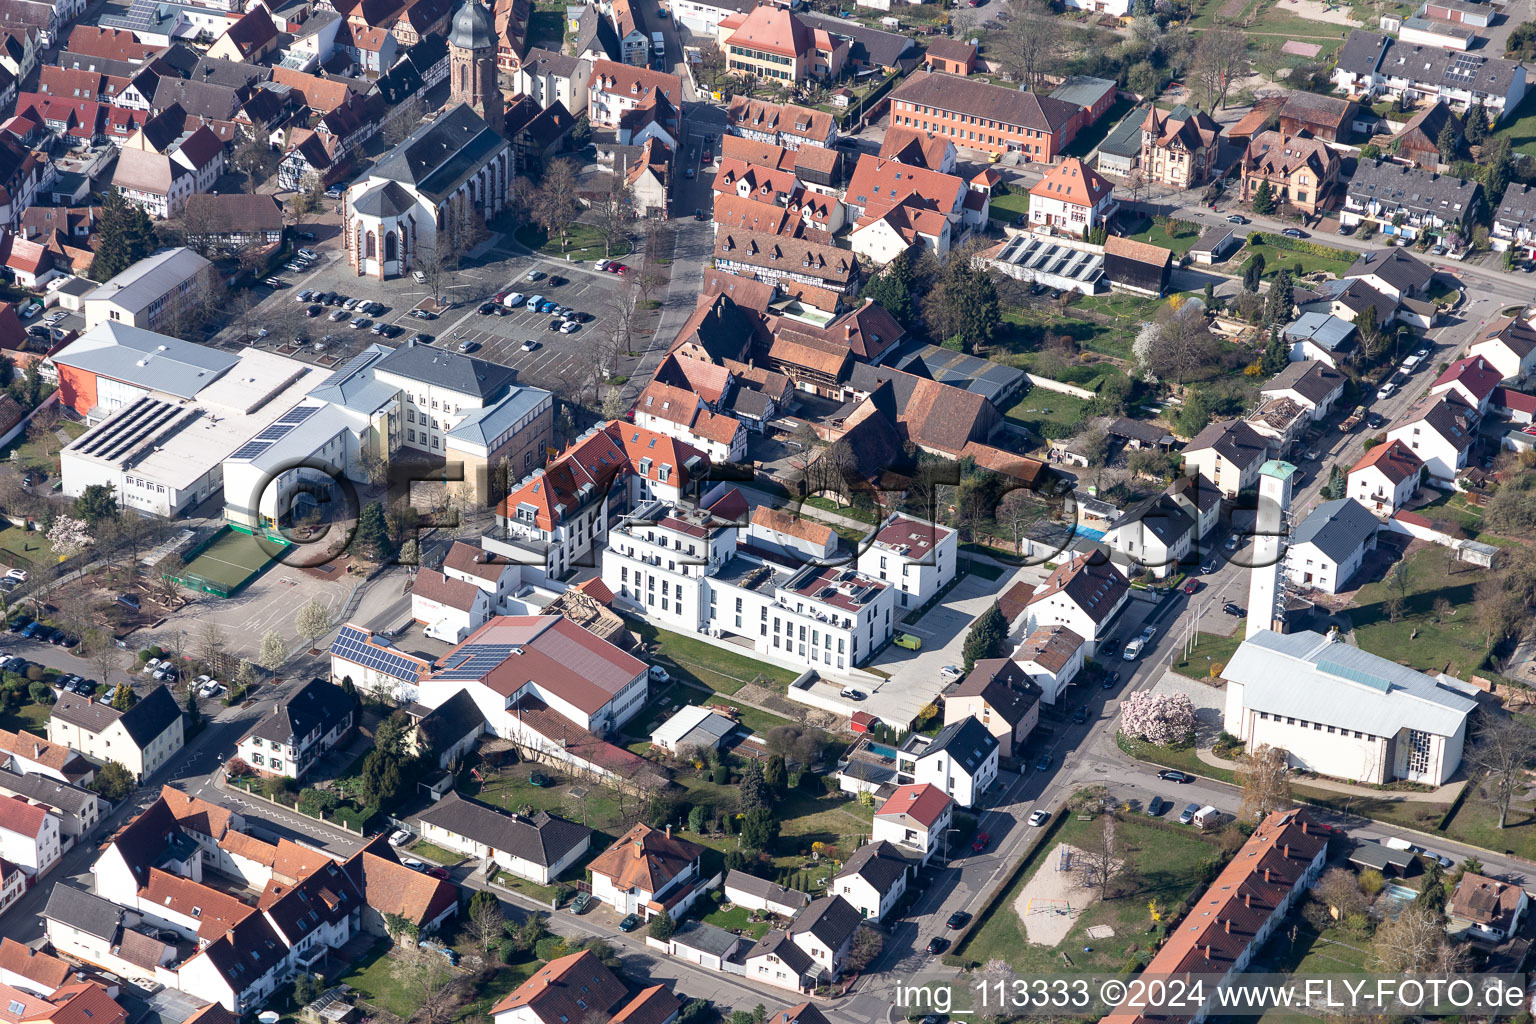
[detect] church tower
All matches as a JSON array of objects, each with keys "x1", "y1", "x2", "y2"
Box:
[{"x1": 449, "y1": 0, "x2": 503, "y2": 136}]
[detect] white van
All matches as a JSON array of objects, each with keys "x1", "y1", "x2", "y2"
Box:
[
  {"x1": 652, "y1": 31, "x2": 665, "y2": 60},
  {"x1": 1193, "y1": 805, "x2": 1222, "y2": 830}
]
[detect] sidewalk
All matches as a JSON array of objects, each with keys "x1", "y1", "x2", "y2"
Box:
[{"x1": 1195, "y1": 746, "x2": 1466, "y2": 804}]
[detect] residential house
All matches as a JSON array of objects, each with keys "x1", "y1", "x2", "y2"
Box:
[
  {"x1": 1166, "y1": 475, "x2": 1223, "y2": 541},
  {"x1": 111, "y1": 125, "x2": 225, "y2": 218},
  {"x1": 1012, "y1": 626, "x2": 1086, "y2": 704},
  {"x1": 878, "y1": 126, "x2": 955, "y2": 173},
  {"x1": 1388, "y1": 393, "x2": 1477, "y2": 484},
  {"x1": 1028, "y1": 157, "x2": 1117, "y2": 238},
  {"x1": 411, "y1": 569, "x2": 492, "y2": 642},
  {"x1": 587, "y1": 822, "x2": 705, "y2": 921},
  {"x1": 943, "y1": 658, "x2": 1042, "y2": 757},
  {"x1": 1447, "y1": 874, "x2": 1528, "y2": 943},
  {"x1": 491, "y1": 950, "x2": 628, "y2": 1024},
  {"x1": 0, "y1": 730, "x2": 94, "y2": 786},
  {"x1": 856, "y1": 513, "x2": 956, "y2": 610},
  {"x1": 1330, "y1": 32, "x2": 1528, "y2": 121},
  {"x1": 1492, "y1": 182, "x2": 1536, "y2": 252},
  {"x1": 0, "y1": 796, "x2": 60, "y2": 877},
  {"x1": 206, "y1": 5, "x2": 279, "y2": 62},
  {"x1": 716, "y1": 5, "x2": 847, "y2": 85},
  {"x1": 45, "y1": 685, "x2": 183, "y2": 783},
  {"x1": 1341, "y1": 160, "x2": 1482, "y2": 241},
  {"x1": 1239, "y1": 130, "x2": 1339, "y2": 216},
  {"x1": 888, "y1": 71, "x2": 1081, "y2": 161},
  {"x1": 871, "y1": 783, "x2": 953, "y2": 864},
  {"x1": 845, "y1": 152, "x2": 984, "y2": 261},
  {"x1": 741, "y1": 930, "x2": 820, "y2": 994},
  {"x1": 586, "y1": 61, "x2": 682, "y2": 135},
  {"x1": 923, "y1": 37, "x2": 975, "y2": 76},
  {"x1": 329, "y1": 624, "x2": 432, "y2": 706},
  {"x1": 1100, "y1": 809, "x2": 1330, "y2": 1024},
  {"x1": 631, "y1": 379, "x2": 748, "y2": 464},
  {"x1": 787, "y1": 894, "x2": 862, "y2": 977},
  {"x1": 725, "y1": 96, "x2": 835, "y2": 150},
  {"x1": 1021, "y1": 553, "x2": 1129, "y2": 655},
  {"x1": 182, "y1": 193, "x2": 284, "y2": 252},
  {"x1": 612, "y1": 0, "x2": 648, "y2": 65},
  {"x1": 723, "y1": 870, "x2": 808, "y2": 917},
  {"x1": 744, "y1": 505, "x2": 837, "y2": 563},
  {"x1": 0, "y1": 767, "x2": 101, "y2": 842},
  {"x1": 1281, "y1": 313, "x2": 1356, "y2": 367},
  {"x1": 1285, "y1": 497, "x2": 1379, "y2": 595},
  {"x1": 1222, "y1": 630, "x2": 1475, "y2": 784},
  {"x1": 512, "y1": 47, "x2": 589, "y2": 115},
  {"x1": 404, "y1": 688, "x2": 485, "y2": 769},
  {"x1": 1103, "y1": 493, "x2": 1195, "y2": 578},
  {"x1": 0, "y1": 937, "x2": 71, "y2": 995},
  {"x1": 894, "y1": 716, "x2": 999, "y2": 808},
  {"x1": 715, "y1": 227, "x2": 858, "y2": 293},
  {"x1": 1182, "y1": 418, "x2": 1270, "y2": 497},
  {"x1": 415, "y1": 791, "x2": 590, "y2": 884},
  {"x1": 831, "y1": 842, "x2": 910, "y2": 921},
  {"x1": 1342, "y1": 247, "x2": 1434, "y2": 302},
  {"x1": 82, "y1": 247, "x2": 214, "y2": 332},
  {"x1": 233, "y1": 678, "x2": 356, "y2": 781},
  {"x1": 1467, "y1": 315, "x2": 1536, "y2": 384},
  {"x1": 342, "y1": 842, "x2": 459, "y2": 944},
  {"x1": 1349, "y1": 439, "x2": 1423, "y2": 519},
  {"x1": 1430, "y1": 354, "x2": 1502, "y2": 414},
  {"x1": 1139, "y1": 104, "x2": 1221, "y2": 189},
  {"x1": 1260, "y1": 360, "x2": 1346, "y2": 420}
]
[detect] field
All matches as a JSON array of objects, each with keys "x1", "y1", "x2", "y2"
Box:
[
  {"x1": 1495, "y1": 89, "x2": 1536, "y2": 158},
  {"x1": 1004, "y1": 390, "x2": 1095, "y2": 442},
  {"x1": 988, "y1": 191, "x2": 1030, "y2": 224},
  {"x1": 176, "y1": 527, "x2": 275, "y2": 596},
  {"x1": 0, "y1": 523, "x2": 55, "y2": 569},
  {"x1": 1347, "y1": 545, "x2": 1487, "y2": 678},
  {"x1": 960, "y1": 812, "x2": 1221, "y2": 976},
  {"x1": 1128, "y1": 219, "x2": 1203, "y2": 257},
  {"x1": 996, "y1": 306, "x2": 1137, "y2": 363},
  {"x1": 1234, "y1": 239, "x2": 1356, "y2": 280},
  {"x1": 627, "y1": 617, "x2": 799, "y2": 697}
]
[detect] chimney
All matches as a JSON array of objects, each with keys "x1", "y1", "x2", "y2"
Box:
[
  {"x1": 1203, "y1": 944, "x2": 1213, "y2": 958},
  {"x1": 1224, "y1": 918, "x2": 1231, "y2": 934},
  {"x1": 1301, "y1": 820, "x2": 1309, "y2": 835},
  {"x1": 1263, "y1": 868, "x2": 1271, "y2": 883},
  {"x1": 1244, "y1": 891, "x2": 1251, "y2": 908},
  {"x1": 1283, "y1": 843, "x2": 1291, "y2": 859},
  {"x1": 665, "y1": 823, "x2": 672, "y2": 839}
]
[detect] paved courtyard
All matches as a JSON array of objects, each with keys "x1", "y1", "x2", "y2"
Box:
[{"x1": 137, "y1": 563, "x2": 352, "y2": 663}]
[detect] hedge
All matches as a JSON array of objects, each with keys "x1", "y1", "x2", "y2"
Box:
[{"x1": 1254, "y1": 233, "x2": 1356, "y2": 263}]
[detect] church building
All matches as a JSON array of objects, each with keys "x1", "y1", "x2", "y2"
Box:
[{"x1": 343, "y1": 0, "x2": 512, "y2": 280}]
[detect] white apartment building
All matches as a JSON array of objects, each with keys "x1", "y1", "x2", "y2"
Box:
[
  {"x1": 857, "y1": 513, "x2": 956, "y2": 610},
  {"x1": 1348, "y1": 440, "x2": 1423, "y2": 520},
  {"x1": 0, "y1": 796, "x2": 61, "y2": 877},
  {"x1": 602, "y1": 501, "x2": 737, "y2": 633}
]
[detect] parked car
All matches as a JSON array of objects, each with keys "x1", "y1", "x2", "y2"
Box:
[
  {"x1": 939, "y1": 665, "x2": 963, "y2": 682},
  {"x1": 426, "y1": 866, "x2": 450, "y2": 880},
  {"x1": 1073, "y1": 706, "x2": 1089, "y2": 724},
  {"x1": 894, "y1": 632, "x2": 921, "y2": 650},
  {"x1": 1036, "y1": 753, "x2": 1052, "y2": 772},
  {"x1": 504, "y1": 292, "x2": 526, "y2": 308},
  {"x1": 571, "y1": 892, "x2": 592, "y2": 914},
  {"x1": 521, "y1": 339, "x2": 541, "y2": 352},
  {"x1": 619, "y1": 913, "x2": 642, "y2": 932},
  {"x1": 1376, "y1": 382, "x2": 1397, "y2": 400},
  {"x1": 559, "y1": 321, "x2": 580, "y2": 334},
  {"x1": 926, "y1": 937, "x2": 950, "y2": 955},
  {"x1": 946, "y1": 910, "x2": 972, "y2": 929},
  {"x1": 1146, "y1": 796, "x2": 1167, "y2": 816},
  {"x1": 457, "y1": 340, "x2": 479, "y2": 353},
  {"x1": 1281, "y1": 228, "x2": 1307, "y2": 239},
  {"x1": 142, "y1": 657, "x2": 162, "y2": 674},
  {"x1": 1158, "y1": 769, "x2": 1194, "y2": 784},
  {"x1": 1227, "y1": 214, "x2": 1247, "y2": 224},
  {"x1": 526, "y1": 269, "x2": 546, "y2": 282},
  {"x1": 403, "y1": 858, "x2": 426, "y2": 871},
  {"x1": 839, "y1": 687, "x2": 866, "y2": 701},
  {"x1": 971, "y1": 831, "x2": 991, "y2": 852},
  {"x1": 1178, "y1": 802, "x2": 1200, "y2": 825},
  {"x1": 1028, "y1": 809, "x2": 1051, "y2": 827},
  {"x1": 6, "y1": 616, "x2": 30, "y2": 634},
  {"x1": 1182, "y1": 579, "x2": 1200, "y2": 595},
  {"x1": 388, "y1": 829, "x2": 413, "y2": 846},
  {"x1": 1222, "y1": 601, "x2": 1244, "y2": 616}
]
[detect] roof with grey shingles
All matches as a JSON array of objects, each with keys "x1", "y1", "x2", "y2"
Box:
[
  {"x1": 788, "y1": 894, "x2": 862, "y2": 950},
  {"x1": 42, "y1": 884, "x2": 124, "y2": 941},
  {"x1": 1184, "y1": 418, "x2": 1269, "y2": 469},
  {"x1": 415, "y1": 791, "x2": 590, "y2": 866},
  {"x1": 1290, "y1": 497, "x2": 1378, "y2": 562},
  {"x1": 835, "y1": 841, "x2": 911, "y2": 898},
  {"x1": 1262, "y1": 360, "x2": 1345, "y2": 406},
  {"x1": 375, "y1": 339, "x2": 516, "y2": 400}
]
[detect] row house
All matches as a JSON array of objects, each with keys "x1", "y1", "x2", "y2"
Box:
[
  {"x1": 725, "y1": 95, "x2": 836, "y2": 149},
  {"x1": 714, "y1": 227, "x2": 858, "y2": 293},
  {"x1": 587, "y1": 61, "x2": 682, "y2": 134},
  {"x1": 632, "y1": 379, "x2": 748, "y2": 464},
  {"x1": 1331, "y1": 30, "x2": 1528, "y2": 121},
  {"x1": 1340, "y1": 159, "x2": 1482, "y2": 241},
  {"x1": 845, "y1": 153, "x2": 989, "y2": 262},
  {"x1": 0, "y1": 0, "x2": 85, "y2": 47},
  {"x1": 111, "y1": 124, "x2": 225, "y2": 218}
]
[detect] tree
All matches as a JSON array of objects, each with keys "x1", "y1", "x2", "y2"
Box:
[
  {"x1": 466, "y1": 890, "x2": 504, "y2": 953},
  {"x1": 1321, "y1": 464, "x2": 1345, "y2": 501},
  {"x1": 739, "y1": 759, "x2": 770, "y2": 811},
  {"x1": 1371, "y1": 904, "x2": 1469, "y2": 974},
  {"x1": 926, "y1": 243, "x2": 1000, "y2": 353},
  {"x1": 1080, "y1": 426, "x2": 1110, "y2": 468},
  {"x1": 1384, "y1": 558, "x2": 1411, "y2": 623},
  {"x1": 92, "y1": 760, "x2": 135, "y2": 800},
  {"x1": 185, "y1": 683, "x2": 201, "y2": 728},
  {"x1": 1437, "y1": 119, "x2": 1460, "y2": 163},
  {"x1": 1238, "y1": 744, "x2": 1292, "y2": 821},
  {"x1": 593, "y1": 171, "x2": 634, "y2": 258},
  {"x1": 1468, "y1": 716, "x2": 1536, "y2": 828},
  {"x1": 155, "y1": 555, "x2": 186, "y2": 609},
  {"x1": 401, "y1": 946, "x2": 458, "y2": 1024},
  {"x1": 1251, "y1": 180, "x2": 1275, "y2": 215},
  {"x1": 1263, "y1": 270, "x2": 1293, "y2": 326},
  {"x1": 530, "y1": 159, "x2": 584, "y2": 250},
  {"x1": 764, "y1": 754, "x2": 787, "y2": 794},
  {"x1": 47, "y1": 514, "x2": 93, "y2": 560},
  {"x1": 1137, "y1": 298, "x2": 1217, "y2": 385},
  {"x1": 354, "y1": 500, "x2": 395, "y2": 562},
  {"x1": 1242, "y1": 251, "x2": 1267, "y2": 291},
  {"x1": 93, "y1": 639, "x2": 124, "y2": 694},
  {"x1": 687, "y1": 805, "x2": 706, "y2": 833},
  {"x1": 1085, "y1": 813, "x2": 1119, "y2": 900},
  {"x1": 1261, "y1": 332, "x2": 1289, "y2": 376},
  {"x1": 259, "y1": 631, "x2": 288, "y2": 672},
  {"x1": 861, "y1": 248, "x2": 916, "y2": 326},
  {"x1": 1314, "y1": 866, "x2": 1370, "y2": 919},
  {"x1": 91, "y1": 189, "x2": 159, "y2": 281},
  {"x1": 647, "y1": 913, "x2": 676, "y2": 940},
  {"x1": 1120, "y1": 691, "x2": 1196, "y2": 745},
  {"x1": 28, "y1": 680, "x2": 52, "y2": 705},
  {"x1": 990, "y1": 0, "x2": 1067, "y2": 89},
  {"x1": 198, "y1": 621, "x2": 227, "y2": 673},
  {"x1": 232, "y1": 659, "x2": 258, "y2": 698},
  {"x1": 1465, "y1": 102, "x2": 1488, "y2": 145},
  {"x1": 74, "y1": 484, "x2": 119, "y2": 526},
  {"x1": 846, "y1": 924, "x2": 884, "y2": 972},
  {"x1": 232, "y1": 137, "x2": 279, "y2": 186},
  {"x1": 741, "y1": 806, "x2": 779, "y2": 851},
  {"x1": 961, "y1": 602, "x2": 1007, "y2": 672},
  {"x1": 1192, "y1": 27, "x2": 1247, "y2": 110},
  {"x1": 295, "y1": 599, "x2": 332, "y2": 649}
]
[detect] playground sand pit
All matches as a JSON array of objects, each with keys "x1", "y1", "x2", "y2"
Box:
[
  {"x1": 1278, "y1": 0, "x2": 1360, "y2": 25},
  {"x1": 1011, "y1": 844, "x2": 1123, "y2": 946},
  {"x1": 1087, "y1": 925, "x2": 1116, "y2": 939}
]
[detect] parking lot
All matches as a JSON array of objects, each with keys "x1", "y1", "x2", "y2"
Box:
[{"x1": 222, "y1": 228, "x2": 645, "y2": 396}]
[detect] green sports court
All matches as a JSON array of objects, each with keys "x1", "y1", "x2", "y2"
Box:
[{"x1": 169, "y1": 526, "x2": 286, "y2": 597}]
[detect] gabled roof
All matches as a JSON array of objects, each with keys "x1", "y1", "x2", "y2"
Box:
[
  {"x1": 1278, "y1": 90, "x2": 1354, "y2": 130},
  {"x1": 489, "y1": 950, "x2": 628, "y2": 1023},
  {"x1": 789, "y1": 893, "x2": 863, "y2": 949},
  {"x1": 415, "y1": 791, "x2": 590, "y2": 866},
  {"x1": 1184, "y1": 418, "x2": 1269, "y2": 469},
  {"x1": 41, "y1": 885, "x2": 122, "y2": 942},
  {"x1": 891, "y1": 71, "x2": 1078, "y2": 133},
  {"x1": 950, "y1": 659, "x2": 1041, "y2": 725},
  {"x1": 0, "y1": 794, "x2": 48, "y2": 838},
  {"x1": 1471, "y1": 315, "x2": 1536, "y2": 361},
  {"x1": 587, "y1": 822, "x2": 704, "y2": 895},
  {"x1": 1014, "y1": 625, "x2": 1087, "y2": 674},
  {"x1": 0, "y1": 938, "x2": 70, "y2": 993},
  {"x1": 1396, "y1": 392, "x2": 1476, "y2": 452},
  {"x1": 412, "y1": 568, "x2": 484, "y2": 612},
  {"x1": 1433, "y1": 354, "x2": 1503, "y2": 403},
  {"x1": 1290, "y1": 497, "x2": 1378, "y2": 562},
  {"x1": 836, "y1": 840, "x2": 910, "y2": 896},
  {"x1": 240, "y1": 678, "x2": 354, "y2": 747},
  {"x1": 875, "y1": 783, "x2": 951, "y2": 829},
  {"x1": 920, "y1": 715, "x2": 999, "y2": 773},
  {"x1": 158, "y1": 784, "x2": 234, "y2": 840},
  {"x1": 182, "y1": 192, "x2": 283, "y2": 234},
  {"x1": 1026, "y1": 553, "x2": 1128, "y2": 624},
  {"x1": 370, "y1": 102, "x2": 507, "y2": 204},
  {"x1": 1262, "y1": 360, "x2": 1345, "y2": 406},
  {"x1": 744, "y1": 929, "x2": 817, "y2": 976},
  {"x1": 374, "y1": 337, "x2": 515, "y2": 400},
  {"x1": 1349, "y1": 438, "x2": 1423, "y2": 484},
  {"x1": 1343, "y1": 247, "x2": 1435, "y2": 295},
  {"x1": 1030, "y1": 157, "x2": 1113, "y2": 209},
  {"x1": 1114, "y1": 493, "x2": 1195, "y2": 547},
  {"x1": 610, "y1": 985, "x2": 681, "y2": 1024},
  {"x1": 724, "y1": 869, "x2": 810, "y2": 912}
]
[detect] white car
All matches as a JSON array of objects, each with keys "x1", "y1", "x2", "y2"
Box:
[
  {"x1": 4, "y1": 569, "x2": 28, "y2": 583},
  {"x1": 403, "y1": 858, "x2": 426, "y2": 872},
  {"x1": 939, "y1": 665, "x2": 964, "y2": 682},
  {"x1": 593, "y1": 259, "x2": 611, "y2": 272},
  {"x1": 388, "y1": 829, "x2": 413, "y2": 847},
  {"x1": 200, "y1": 681, "x2": 225, "y2": 697},
  {"x1": 297, "y1": 248, "x2": 318, "y2": 260},
  {"x1": 142, "y1": 657, "x2": 162, "y2": 674},
  {"x1": 1122, "y1": 638, "x2": 1146, "y2": 661},
  {"x1": 559, "y1": 321, "x2": 580, "y2": 334},
  {"x1": 1028, "y1": 809, "x2": 1051, "y2": 827},
  {"x1": 1377, "y1": 382, "x2": 1397, "y2": 400},
  {"x1": 413, "y1": 270, "x2": 427, "y2": 283}
]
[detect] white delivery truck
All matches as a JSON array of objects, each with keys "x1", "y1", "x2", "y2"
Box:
[{"x1": 1193, "y1": 805, "x2": 1222, "y2": 830}]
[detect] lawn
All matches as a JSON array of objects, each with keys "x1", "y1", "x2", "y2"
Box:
[
  {"x1": 1261, "y1": 919, "x2": 1373, "y2": 975},
  {"x1": 959, "y1": 811, "x2": 1222, "y2": 976},
  {"x1": 703, "y1": 903, "x2": 772, "y2": 940},
  {"x1": 995, "y1": 306, "x2": 1138, "y2": 362},
  {"x1": 1004, "y1": 390, "x2": 1095, "y2": 442},
  {"x1": 495, "y1": 869, "x2": 560, "y2": 904},
  {"x1": 627, "y1": 617, "x2": 800, "y2": 697},
  {"x1": 0, "y1": 524, "x2": 57, "y2": 569},
  {"x1": 0, "y1": 421, "x2": 85, "y2": 476},
  {"x1": 0, "y1": 701, "x2": 48, "y2": 737},
  {"x1": 1413, "y1": 489, "x2": 1487, "y2": 536},
  {"x1": 469, "y1": 765, "x2": 626, "y2": 832},
  {"x1": 1347, "y1": 545, "x2": 1487, "y2": 678},
  {"x1": 457, "y1": 958, "x2": 543, "y2": 1022},
  {"x1": 1129, "y1": 219, "x2": 1203, "y2": 257},
  {"x1": 988, "y1": 191, "x2": 1030, "y2": 224},
  {"x1": 1237, "y1": 240, "x2": 1356, "y2": 280},
  {"x1": 1496, "y1": 89, "x2": 1536, "y2": 158},
  {"x1": 514, "y1": 223, "x2": 630, "y2": 263},
  {"x1": 1172, "y1": 630, "x2": 1243, "y2": 678},
  {"x1": 1116, "y1": 733, "x2": 1236, "y2": 784},
  {"x1": 338, "y1": 943, "x2": 426, "y2": 1019},
  {"x1": 407, "y1": 840, "x2": 465, "y2": 865}
]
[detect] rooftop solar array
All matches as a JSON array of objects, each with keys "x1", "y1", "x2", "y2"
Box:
[
  {"x1": 226, "y1": 404, "x2": 319, "y2": 462},
  {"x1": 320, "y1": 348, "x2": 379, "y2": 389},
  {"x1": 434, "y1": 643, "x2": 521, "y2": 680},
  {"x1": 329, "y1": 624, "x2": 425, "y2": 683},
  {"x1": 67, "y1": 398, "x2": 194, "y2": 466}
]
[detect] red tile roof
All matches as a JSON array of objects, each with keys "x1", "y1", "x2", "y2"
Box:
[
  {"x1": 1433, "y1": 354, "x2": 1503, "y2": 403},
  {"x1": 0, "y1": 939, "x2": 70, "y2": 993},
  {"x1": 876, "y1": 783, "x2": 950, "y2": 828},
  {"x1": 1348, "y1": 438, "x2": 1423, "y2": 485},
  {"x1": 1030, "y1": 157, "x2": 1113, "y2": 208},
  {"x1": 588, "y1": 822, "x2": 705, "y2": 896},
  {"x1": 432, "y1": 616, "x2": 646, "y2": 716},
  {"x1": 413, "y1": 569, "x2": 484, "y2": 613},
  {"x1": 491, "y1": 950, "x2": 628, "y2": 1021},
  {"x1": 0, "y1": 794, "x2": 48, "y2": 837}
]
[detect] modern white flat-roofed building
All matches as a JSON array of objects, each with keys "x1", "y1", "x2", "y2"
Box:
[
  {"x1": 1222, "y1": 629, "x2": 1476, "y2": 785},
  {"x1": 602, "y1": 500, "x2": 740, "y2": 634},
  {"x1": 49, "y1": 320, "x2": 242, "y2": 421},
  {"x1": 857, "y1": 513, "x2": 955, "y2": 609},
  {"x1": 83, "y1": 247, "x2": 215, "y2": 332},
  {"x1": 60, "y1": 348, "x2": 327, "y2": 517}
]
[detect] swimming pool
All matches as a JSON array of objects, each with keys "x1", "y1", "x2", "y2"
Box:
[
  {"x1": 867, "y1": 742, "x2": 899, "y2": 759},
  {"x1": 1076, "y1": 526, "x2": 1106, "y2": 541}
]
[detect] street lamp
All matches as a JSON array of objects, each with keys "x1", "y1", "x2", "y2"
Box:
[{"x1": 942, "y1": 827, "x2": 962, "y2": 865}]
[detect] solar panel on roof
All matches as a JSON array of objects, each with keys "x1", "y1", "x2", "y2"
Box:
[
  {"x1": 1317, "y1": 656, "x2": 1391, "y2": 692},
  {"x1": 278, "y1": 405, "x2": 319, "y2": 426},
  {"x1": 329, "y1": 625, "x2": 423, "y2": 683},
  {"x1": 256, "y1": 424, "x2": 292, "y2": 441},
  {"x1": 319, "y1": 349, "x2": 379, "y2": 389},
  {"x1": 231, "y1": 440, "x2": 273, "y2": 460}
]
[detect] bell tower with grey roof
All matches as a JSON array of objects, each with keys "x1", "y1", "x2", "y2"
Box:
[{"x1": 449, "y1": 0, "x2": 502, "y2": 136}]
